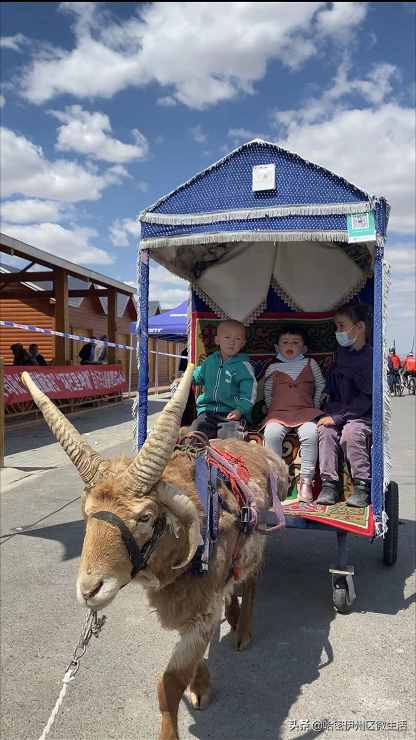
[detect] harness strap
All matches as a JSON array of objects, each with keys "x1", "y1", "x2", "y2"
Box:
[
  {"x1": 91, "y1": 511, "x2": 166, "y2": 578},
  {"x1": 193, "y1": 456, "x2": 220, "y2": 573}
]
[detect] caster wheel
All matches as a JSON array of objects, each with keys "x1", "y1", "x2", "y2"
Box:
[{"x1": 332, "y1": 576, "x2": 355, "y2": 614}]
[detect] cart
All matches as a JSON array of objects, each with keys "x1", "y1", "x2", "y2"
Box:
[{"x1": 135, "y1": 139, "x2": 399, "y2": 613}]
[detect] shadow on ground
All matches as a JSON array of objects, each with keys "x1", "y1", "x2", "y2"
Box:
[
  {"x1": 185, "y1": 520, "x2": 415, "y2": 740},
  {"x1": 5, "y1": 398, "x2": 167, "y2": 456},
  {"x1": 2, "y1": 509, "x2": 414, "y2": 739}
]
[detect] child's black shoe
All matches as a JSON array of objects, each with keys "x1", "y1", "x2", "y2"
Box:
[{"x1": 347, "y1": 480, "x2": 370, "y2": 507}]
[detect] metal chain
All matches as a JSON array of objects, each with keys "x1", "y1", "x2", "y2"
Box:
[{"x1": 37, "y1": 609, "x2": 106, "y2": 740}]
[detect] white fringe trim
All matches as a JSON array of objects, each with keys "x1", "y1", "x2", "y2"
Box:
[
  {"x1": 141, "y1": 229, "x2": 350, "y2": 251},
  {"x1": 382, "y1": 255, "x2": 392, "y2": 494},
  {"x1": 270, "y1": 277, "x2": 301, "y2": 311},
  {"x1": 139, "y1": 139, "x2": 374, "y2": 220},
  {"x1": 192, "y1": 283, "x2": 267, "y2": 326},
  {"x1": 141, "y1": 201, "x2": 371, "y2": 226},
  {"x1": 270, "y1": 272, "x2": 369, "y2": 313}
]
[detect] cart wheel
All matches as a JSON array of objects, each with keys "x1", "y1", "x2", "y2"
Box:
[
  {"x1": 332, "y1": 576, "x2": 355, "y2": 614},
  {"x1": 383, "y1": 481, "x2": 399, "y2": 566}
]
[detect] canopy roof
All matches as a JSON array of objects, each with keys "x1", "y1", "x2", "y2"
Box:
[
  {"x1": 139, "y1": 140, "x2": 389, "y2": 323},
  {"x1": 129, "y1": 301, "x2": 187, "y2": 341}
]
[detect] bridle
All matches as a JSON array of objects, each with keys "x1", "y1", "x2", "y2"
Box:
[{"x1": 91, "y1": 511, "x2": 166, "y2": 579}]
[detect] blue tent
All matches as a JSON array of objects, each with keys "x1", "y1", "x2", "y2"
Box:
[{"x1": 129, "y1": 301, "x2": 187, "y2": 342}]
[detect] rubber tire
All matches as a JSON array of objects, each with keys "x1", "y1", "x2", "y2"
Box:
[
  {"x1": 332, "y1": 577, "x2": 354, "y2": 614},
  {"x1": 383, "y1": 481, "x2": 399, "y2": 566}
]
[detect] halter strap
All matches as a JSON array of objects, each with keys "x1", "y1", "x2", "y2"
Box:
[{"x1": 91, "y1": 511, "x2": 166, "y2": 578}]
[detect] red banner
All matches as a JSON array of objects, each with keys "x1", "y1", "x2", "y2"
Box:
[{"x1": 4, "y1": 365, "x2": 127, "y2": 405}]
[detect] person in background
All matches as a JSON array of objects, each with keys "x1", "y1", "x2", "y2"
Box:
[
  {"x1": 10, "y1": 343, "x2": 35, "y2": 366},
  {"x1": 97, "y1": 336, "x2": 108, "y2": 364},
  {"x1": 79, "y1": 337, "x2": 98, "y2": 365},
  {"x1": 402, "y1": 351, "x2": 416, "y2": 383},
  {"x1": 178, "y1": 344, "x2": 188, "y2": 375},
  {"x1": 28, "y1": 343, "x2": 47, "y2": 366},
  {"x1": 387, "y1": 347, "x2": 401, "y2": 392}
]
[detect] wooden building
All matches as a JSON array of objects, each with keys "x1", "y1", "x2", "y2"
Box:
[{"x1": 0, "y1": 233, "x2": 137, "y2": 384}]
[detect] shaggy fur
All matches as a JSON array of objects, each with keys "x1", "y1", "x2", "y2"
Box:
[
  {"x1": 22, "y1": 366, "x2": 288, "y2": 739},
  {"x1": 78, "y1": 439, "x2": 288, "y2": 740}
]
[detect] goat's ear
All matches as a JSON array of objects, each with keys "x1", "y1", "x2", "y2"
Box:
[{"x1": 163, "y1": 508, "x2": 181, "y2": 539}]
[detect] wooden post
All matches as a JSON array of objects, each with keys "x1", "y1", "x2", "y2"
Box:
[
  {"x1": 0, "y1": 358, "x2": 4, "y2": 468},
  {"x1": 54, "y1": 268, "x2": 69, "y2": 364},
  {"x1": 107, "y1": 288, "x2": 117, "y2": 364}
]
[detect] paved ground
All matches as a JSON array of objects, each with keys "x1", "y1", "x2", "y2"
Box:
[{"x1": 1, "y1": 397, "x2": 415, "y2": 740}]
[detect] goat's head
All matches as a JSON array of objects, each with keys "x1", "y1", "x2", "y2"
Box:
[{"x1": 21, "y1": 366, "x2": 201, "y2": 609}]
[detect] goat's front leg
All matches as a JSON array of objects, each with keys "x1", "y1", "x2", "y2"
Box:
[
  {"x1": 225, "y1": 594, "x2": 240, "y2": 631},
  {"x1": 157, "y1": 621, "x2": 213, "y2": 740},
  {"x1": 188, "y1": 658, "x2": 211, "y2": 709},
  {"x1": 236, "y1": 576, "x2": 256, "y2": 651}
]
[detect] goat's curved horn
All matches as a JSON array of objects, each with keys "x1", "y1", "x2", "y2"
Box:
[
  {"x1": 123, "y1": 364, "x2": 194, "y2": 495},
  {"x1": 171, "y1": 519, "x2": 202, "y2": 570},
  {"x1": 21, "y1": 372, "x2": 109, "y2": 486},
  {"x1": 157, "y1": 482, "x2": 203, "y2": 570}
]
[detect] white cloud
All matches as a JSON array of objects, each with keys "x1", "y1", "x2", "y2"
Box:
[
  {"x1": 19, "y1": 2, "x2": 369, "y2": 109},
  {"x1": 385, "y1": 245, "x2": 416, "y2": 274},
  {"x1": 274, "y1": 60, "x2": 399, "y2": 128},
  {"x1": 227, "y1": 128, "x2": 267, "y2": 147},
  {"x1": 149, "y1": 260, "x2": 188, "y2": 308},
  {"x1": 269, "y1": 61, "x2": 414, "y2": 234},
  {"x1": 315, "y1": 2, "x2": 367, "y2": 39},
  {"x1": 157, "y1": 96, "x2": 177, "y2": 107},
  {"x1": 1, "y1": 222, "x2": 113, "y2": 265},
  {"x1": 50, "y1": 105, "x2": 149, "y2": 163},
  {"x1": 383, "y1": 242, "x2": 415, "y2": 353},
  {"x1": 110, "y1": 218, "x2": 140, "y2": 247},
  {"x1": 0, "y1": 94, "x2": 5, "y2": 108},
  {"x1": 0, "y1": 34, "x2": 28, "y2": 51},
  {"x1": 1, "y1": 127, "x2": 127, "y2": 202},
  {"x1": 1, "y1": 199, "x2": 66, "y2": 223},
  {"x1": 190, "y1": 126, "x2": 207, "y2": 144}
]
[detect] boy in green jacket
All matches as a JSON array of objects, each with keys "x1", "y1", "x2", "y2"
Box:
[{"x1": 189, "y1": 319, "x2": 257, "y2": 439}]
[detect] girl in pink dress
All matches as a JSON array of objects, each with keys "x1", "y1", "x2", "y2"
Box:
[{"x1": 264, "y1": 326, "x2": 325, "y2": 502}]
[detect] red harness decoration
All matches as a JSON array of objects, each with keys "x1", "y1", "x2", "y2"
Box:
[{"x1": 207, "y1": 445, "x2": 251, "y2": 510}]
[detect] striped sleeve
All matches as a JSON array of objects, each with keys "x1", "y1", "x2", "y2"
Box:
[
  {"x1": 310, "y1": 359, "x2": 325, "y2": 407},
  {"x1": 264, "y1": 363, "x2": 279, "y2": 408}
]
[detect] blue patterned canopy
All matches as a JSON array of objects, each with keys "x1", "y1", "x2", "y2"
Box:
[
  {"x1": 140, "y1": 139, "x2": 389, "y2": 257},
  {"x1": 139, "y1": 140, "x2": 389, "y2": 321}
]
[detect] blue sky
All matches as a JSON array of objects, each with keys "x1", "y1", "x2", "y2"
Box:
[{"x1": 1, "y1": 2, "x2": 415, "y2": 352}]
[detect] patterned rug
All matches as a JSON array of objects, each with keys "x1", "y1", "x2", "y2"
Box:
[
  {"x1": 282, "y1": 497, "x2": 375, "y2": 537},
  {"x1": 246, "y1": 431, "x2": 375, "y2": 537}
]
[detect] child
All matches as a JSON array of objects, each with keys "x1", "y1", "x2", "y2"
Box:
[
  {"x1": 316, "y1": 304, "x2": 372, "y2": 508},
  {"x1": 263, "y1": 326, "x2": 325, "y2": 503},
  {"x1": 189, "y1": 319, "x2": 257, "y2": 439}
]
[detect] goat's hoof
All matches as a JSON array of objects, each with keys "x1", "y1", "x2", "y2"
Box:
[
  {"x1": 236, "y1": 633, "x2": 252, "y2": 651},
  {"x1": 188, "y1": 688, "x2": 211, "y2": 710}
]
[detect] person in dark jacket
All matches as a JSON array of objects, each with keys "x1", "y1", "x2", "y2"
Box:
[
  {"x1": 28, "y1": 344, "x2": 47, "y2": 366},
  {"x1": 178, "y1": 345, "x2": 188, "y2": 374},
  {"x1": 316, "y1": 304, "x2": 373, "y2": 508},
  {"x1": 10, "y1": 343, "x2": 35, "y2": 366},
  {"x1": 79, "y1": 338, "x2": 98, "y2": 365}
]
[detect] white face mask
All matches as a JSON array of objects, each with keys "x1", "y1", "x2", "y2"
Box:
[{"x1": 335, "y1": 331, "x2": 355, "y2": 347}]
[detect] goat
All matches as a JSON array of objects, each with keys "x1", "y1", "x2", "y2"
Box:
[{"x1": 22, "y1": 366, "x2": 288, "y2": 740}]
